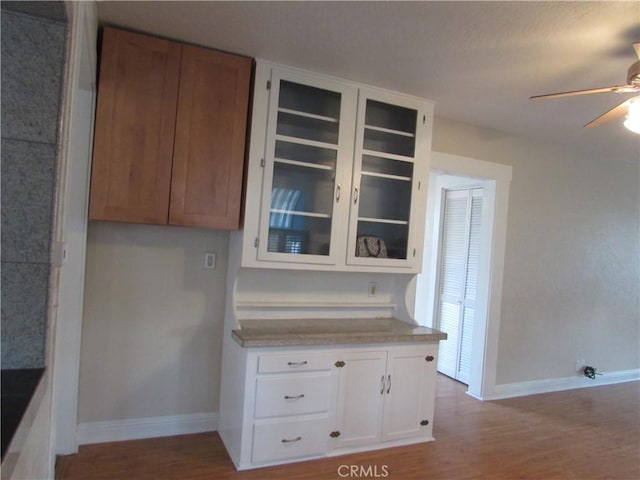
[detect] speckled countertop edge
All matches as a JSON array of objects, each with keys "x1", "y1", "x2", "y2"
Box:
[{"x1": 231, "y1": 318, "x2": 447, "y2": 347}]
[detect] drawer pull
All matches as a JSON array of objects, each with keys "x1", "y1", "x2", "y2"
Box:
[
  {"x1": 386, "y1": 374, "x2": 391, "y2": 394},
  {"x1": 281, "y1": 436, "x2": 302, "y2": 443},
  {"x1": 287, "y1": 361, "x2": 308, "y2": 367},
  {"x1": 284, "y1": 394, "x2": 305, "y2": 400},
  {"x1": 380, "y1": 375, "x2": 385, "y2": 395}
]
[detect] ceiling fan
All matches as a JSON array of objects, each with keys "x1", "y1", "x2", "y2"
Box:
[{"x1": 530, "y1": 43, "x2": 640, "y2": 133}]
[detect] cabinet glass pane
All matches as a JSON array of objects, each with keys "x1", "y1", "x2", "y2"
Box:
[
  {"x1": 363, "y1": 100, "x2": 417, "y2": 158},
  {"x1": 279, "y1": 80, "x2": 341, "y2": 118},
  {"x1": 354, "y1": 99, "x2": 418, "y2": 261},
  {"x1": 361, "y1": 154, "x2": 413, "y2": 178},
  {"x1": 358, "y1": 175, "x2": 411, "y2": 222},
  {"x1": 355, "y1": 222, "x2": 409, "y2": 260},
  {"x1": 274, "y1": 140, "x2": 337, "y2": 169},
  {"x1": 266, "y1": 77, "x2": 342, "y2": 258},
  {"x1": 277, "y1": 111, "x2": 339, "y2": 144}
]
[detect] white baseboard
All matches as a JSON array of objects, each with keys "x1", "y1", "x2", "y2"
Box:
[
  {"x1": 482, "y1": 368, "x2": 640, "y2": 401},
  {"x1": 77, "y1": 412, "x2": 218, "y2": 445}
]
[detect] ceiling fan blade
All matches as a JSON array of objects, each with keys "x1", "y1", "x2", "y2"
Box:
[
  {"x1": 584, "y1": 97, "x2": 636, "y2": 128},
  {"x1": 530, "y1": 85, "x2": 638, "y2": 100}
]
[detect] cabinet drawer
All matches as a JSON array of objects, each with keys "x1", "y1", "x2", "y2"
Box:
[
  {"x1": 252, "y1": 416, "x2": 329, "y2": 464},
  {"x1": 255, "y1": 373, "x2": 331, "y2": 418},
  {"x1": 258, "y1": 352, "x2": 333, "y2": 374}
]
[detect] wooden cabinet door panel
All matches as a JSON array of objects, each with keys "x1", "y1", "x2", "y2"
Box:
[
  {"x1": 89, "y1": 27, "x2": 181, "y2": 224},
  {"x1": 169, "y1": 45, "x2": 251, "y2": 229}
]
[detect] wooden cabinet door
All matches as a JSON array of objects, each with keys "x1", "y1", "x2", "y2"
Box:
[
  {"x1": 333, "y1": 350, "x2": 386, "y2": 449},
  {"x1": 381, "y1": 346, "x2": 437, "y2": 442},
  {"x1": 89, "y1": 27, "x2": 181, "y2": 224},
  {"x1": 169, "y1": 45, "x2": 252, "y2": 229}
]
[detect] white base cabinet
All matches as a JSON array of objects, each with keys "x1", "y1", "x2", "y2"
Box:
[
  {"x1": 219, "y1": 342, "x2": 439, "y2": 470},
  {"x1": 334, "y1": 346, "x2": 437, "y2": 450}
]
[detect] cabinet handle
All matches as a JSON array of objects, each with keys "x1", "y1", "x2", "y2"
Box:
[
  {"x1": 287, "y1": 361, "x2": 308, "y2": 367},
  {"x1": 353, "y1": 186, "x2": 359, "y2": 204},
  {"x1": 387, "y1": 374, "x2": 391, "y2": 394},
  {"x1": 336, "y1": 184, "x2": 341, "y2": 202},
  {"x1": 380, "y1": 375, "x2": 385, "y2": 395},
  {"x1": 284, "y1": 394, "x2": 305, "y2": 400},
  {"x1": 281, "y1": 436, "x2": 302, "y2": 443}
]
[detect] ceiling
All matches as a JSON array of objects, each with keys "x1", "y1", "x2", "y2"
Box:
[{"x1": 97, "y1": 1, "x2": 640, "y2": 163}]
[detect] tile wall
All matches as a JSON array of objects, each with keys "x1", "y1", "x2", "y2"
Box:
[{"x1": 1, "y1": 3, "x2": 67, "y2": 368}]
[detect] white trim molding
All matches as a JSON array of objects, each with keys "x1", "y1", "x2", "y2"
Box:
[
  {"x1": 480, "y1": 369, "x2": 640, "y2": 401},
  {"x1": 77, "y1": 412, "x2": 218, "y2": 445},
  {"x1": 416, "y1": 151, "x2": 512, "y2": 400}
]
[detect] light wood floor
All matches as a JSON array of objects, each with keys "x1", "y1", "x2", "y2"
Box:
[{"x1": 56, "y1": 376, "x2": 640, "y2": 480}]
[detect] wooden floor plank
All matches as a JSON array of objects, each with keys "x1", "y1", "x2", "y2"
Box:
[{"x1": 56, "y1": 376, "x2": 640, "y2": 479}]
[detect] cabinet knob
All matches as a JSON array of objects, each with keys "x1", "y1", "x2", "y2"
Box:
[
  {"x1": 335, "y1": 360, "x2": 345, "y2": 368},
  {"x1": 425, "y1": 355, "x2": 435, "y2": 362},
  {"x1": 329, "y1": 431, "x2": 341, "y2": 438},
  {"x1": 420, "y1": 419, "x2": 430, "y2": 426}
]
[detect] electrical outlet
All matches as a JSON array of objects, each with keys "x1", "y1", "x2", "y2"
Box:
[
  {"x1": 368, "y1": 282, "x2": 377, "y2": 297},
  {"x1": 204, "y1": 252, "x2": 216, "y2": 270}
]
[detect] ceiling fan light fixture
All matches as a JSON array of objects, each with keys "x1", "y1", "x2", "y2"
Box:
[{"x1": 623, "y1": 99, "x2": 640, "y2": 134}]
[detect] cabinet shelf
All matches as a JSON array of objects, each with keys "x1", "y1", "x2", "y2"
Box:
[
  {"x1": 274, "y1": 157, "x2": 335, "y2": 171},
  {"x1": 270, "y1": 209, "x2": 331, "y2": 219},
  {"x1": 365, "y1": 124, "x2": 415, "y2": 138},
  {"x1": 276, "y1": 134, "x2": 339, "y2": 151},
  {"x1": 279, "y1": 107, "x2": 339, "y2": 124},
  {"x1": 362, "y1": 149, "x2": 415, "y2": 163},
  {"x1": 358, "y1": 217, "x2": 409, "y2": 226},
  {"x1": 361, "y1": 171, "x2": 411, "y2": 182}
]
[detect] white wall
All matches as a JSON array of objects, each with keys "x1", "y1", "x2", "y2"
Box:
[
  {"x1": 78, "y1": 224, "x2": 228, "y2": 424},
  {"x1": 77, "y1": 116, "x2": 639, "y2": 431},
  {"x1": 432, "y1": 117, "x2": 640, "y2": 385}
]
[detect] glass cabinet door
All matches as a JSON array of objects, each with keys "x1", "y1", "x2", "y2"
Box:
[
  {"x1": 258, "y1": 71, "x2": 356, "y2": 264},
  {"x1": 348, "y1": 92, "x2": 423, "y2": 266}
]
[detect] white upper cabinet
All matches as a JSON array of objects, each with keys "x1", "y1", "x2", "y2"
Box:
[
  {"x1": 257, "y1": 69, "x2": 357, "y2": 265},
  {"x1": 241, "y1": 61, "x2": 433, "y2": 272}
]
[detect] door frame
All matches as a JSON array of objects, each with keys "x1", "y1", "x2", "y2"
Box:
[{"x1": 415, "y1": 151, "x2": 511, "y2": 399}]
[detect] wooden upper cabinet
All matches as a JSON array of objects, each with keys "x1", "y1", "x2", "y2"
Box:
[
  {"x1": 89, "y1": 28, "x2": 181, "y2": 224},
  {"x1": 89, "y1": 27, "x2": 252, "y2": 229},
  {"x1": 170, "y1": 45, "x2": 251, "y2": 229}
]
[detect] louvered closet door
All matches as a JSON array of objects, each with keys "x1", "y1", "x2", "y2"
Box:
[{"x1": 436, "y1": 188, "x2": 483, "y2": 384}]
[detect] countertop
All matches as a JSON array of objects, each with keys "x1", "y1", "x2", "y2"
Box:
[
  {"x1": 1, "y1": 368, "x2": 44, "y2": 461},
  {"x1": 231, "y1": 317, "x2": 447, "y2": 347}
]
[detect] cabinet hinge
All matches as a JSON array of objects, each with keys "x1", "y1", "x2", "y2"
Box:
[
  {"x1": 413, "y1": 248, "x2": 417, "y2": 258},
  {"x1": 266, "y1": 80, "x2": 271, "y2": 90},
  {"x1": 425, "y1": 355, "x2": 434, "y2": 362},
  {"x1": 423, "y1": 114, "x2": 426, "y2": 124},
  {"x1": 420, "y1": 419, "x2": 430, "y2": 426},
  {"x1": 335, "y1": 360, "x2": 345, "y2": 368},
  {"x1": 418, "y1": 181, "x2": 421, "y2": 190},
  {"x1": 329, "y1": 431, "x2": 341, "y2": 438},
  {"x1": 254, "y1": 237, "x2": 259, "y2": 248},
  {"x1": 260, "y1": 158, "x2": 265, "y2": 168}
]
